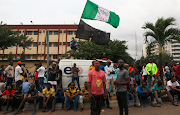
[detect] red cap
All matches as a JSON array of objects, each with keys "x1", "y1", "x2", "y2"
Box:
[{"x1": 17, "y1": 61, "x2": 23, "y2": 65}]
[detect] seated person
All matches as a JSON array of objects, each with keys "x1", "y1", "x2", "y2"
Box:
[
  {"x1": 14, "y1": 84, "x2": 38, "y2": 115},
  {"x1": 65, "y1": 82, "x2": 80, "y2": 111},
  {"x1": 22, "y1": 79, "x2": 31, "y2": 93},
  {"x1": 0, "y1": 79, "x2": 6, "y2": 92},
  {"x1": 51, "y1": 85, "x2": 65, "y2": 112},
  {"x1": 42, "y1": 83, "x2": 55, "y2": 112},
  {"x1": 166, "y1": 77, "x2": 180, "y2": 101},
  {"x1": 127, "y1": 84, "x2": 139, "y2": 107},
  {"x1": 0, "y1": 85, "x2": 15, "y2": 114},
  {"x1": 137, "y1": 82, "x2": 155, "y2": 108},
  {"x1": 152, "y1": 80, "x2": 177, "y2": 106},
  {"x1": 13, "y1": 87, "x2": 24, "y2": 109},
  {"x1": 79, "y1": 82, "x2": 89, "y2": 112}
]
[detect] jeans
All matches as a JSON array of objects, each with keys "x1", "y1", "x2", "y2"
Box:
[
  {"x1": 116, "y1": 91, "x2": 128, "y2": 115},
  {"x1": 147, "y1": 75, "x2": 157, "y2": 88},
  {"x1": 6, "y1": 77, "x2": 13, "y2": 89},
  {"x1": 65, "y1": 96, "x2": 79, "y2": 109},
  {"x1": 127, "y1": 94, "x2": 137, "y2": 105},
  {"x1": 165, "y1": 72, "x2": 171, "y2": 79},
  {"x1": 72, "y1": 76, "x2": 80, "y2": 89},
  {"x1": 138, "y1": 92, "x2": 154, "y2": 103},
  {"x1": 135, "y1": 73, "x2": 142, "y2": 86},
  {"x1": 38, "y1": 77, "x2": 44, "y2": 92}
]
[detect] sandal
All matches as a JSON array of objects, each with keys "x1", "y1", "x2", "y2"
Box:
[
  {"x1": 157, "y1": 104, "x2": 161, "y2": 107},
  {"x1": 74, "y1": 108, "x2": 78, "y2": 111},
  {"x1": 79, "y1": 108, "x2": 83, "y2": 112},
  {"x1": 173, "y1": 102, "x2": 178, "y2": 106}
]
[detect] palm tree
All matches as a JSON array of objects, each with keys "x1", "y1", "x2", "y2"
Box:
[{"x1": 142, "y1": 17, "x2": 180, "y2": 81}]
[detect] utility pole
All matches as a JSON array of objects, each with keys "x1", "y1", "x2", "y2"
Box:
[
  {"x1": 46, "y1": 30, "x2": 49, "y2": 79},
  {"x1": 135, "y1": 31, "x2": 138, "y2": 60}
]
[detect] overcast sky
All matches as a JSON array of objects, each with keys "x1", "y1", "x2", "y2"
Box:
[{"x1": 1, "y1": 0, "x2": 180, "y2": 59}]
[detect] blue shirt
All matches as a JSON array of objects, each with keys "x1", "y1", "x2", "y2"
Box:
[
  {"x1": 114, "y1": 68, "x2": 119, "y2": 80},
  {"x1": 22, "y1": 82, "x2": 31, "y2": 93},
  {"x1": 100, "y1": 65, "x2": 105, "y2": 71},
  {"x1": 56, "y1": 90, "x2": 64, "y2": 97},
  {"x1": 137, "y1": 85, "x2": 152, "y2": 94}
]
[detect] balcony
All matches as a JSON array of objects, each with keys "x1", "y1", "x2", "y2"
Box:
[
  {"x1": 172, "y1": 51, "x2": 180, "y2": 53},
  {"x1": 171, "y1": 47, "x2": 180, "y2": 50},
  {"x1": 172, "y1": 55, "x2": 180, "y2": 58}
]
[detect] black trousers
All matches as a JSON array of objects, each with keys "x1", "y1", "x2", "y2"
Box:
[
  {"x1": 16, "y1": 80, "x2": 22, "y2": 90},
  {"x1": 35, "y1": 80, "x2": 39, "y2": 91},
  {"x1": 169, "y1": 88, "x2": 180, "y2": 99},
  {"x1": 116, "y1": 91, "x2": 128, "y2": 115},
  {"x1": 91, "y1": 94, "x2": 103, "y2": 115},
  {"x1": 143, "y1": 75, "x2": 147, "y2": 82}
]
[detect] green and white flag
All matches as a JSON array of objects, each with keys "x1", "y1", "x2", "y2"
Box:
[{"x1": 81, "y1": 0, "x2": 120, "y2": 28}]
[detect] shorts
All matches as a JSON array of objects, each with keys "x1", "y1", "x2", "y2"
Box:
[
  {"x1": 71, "y1": 49, "x2": 76, "y2": 54},
  {"x1": 54, "y1": 96, "x2": 64, "y2": 102}
]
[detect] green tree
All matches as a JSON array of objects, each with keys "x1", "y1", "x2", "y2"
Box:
[
  {"x1": 20, "y1": 51, "x2": 26, "y2": 61},
  {"x1": 7, "y1": 51, "x2": 13, "y2": 60},
  {"x1": 142, "y1": 17, "x2": 180, "y2": 81},
  {"x1": 146, "y1": 42, "x2": 156, "y2": 57},
  {"x1": 68, "y1": 39, "x2": 134, "y2": 64},
  {"x1": 0, "y1": 22, "x2": 34, "y2": 50}
]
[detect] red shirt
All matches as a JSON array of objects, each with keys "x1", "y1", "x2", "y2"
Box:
[
  {"x1": 2, "y1": 90, "x2": 15, "y2": 99},
  {"x1": 34, "y1": 72, "x2": 38, "y2": 80},
  {"x1": 156, "y1": 67, "x2": 159, "y2": 76},
  {"x1": 87, "y1": 69, "x2": 106, "y2": 95},
  {"x1": 173, "y1": 65, "x2": 179, "y2": 74}
]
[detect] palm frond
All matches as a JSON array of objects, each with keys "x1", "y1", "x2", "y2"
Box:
[
  {"x1": 165, "y1": 28, "x2": 180, "y2": 42},
  {"x1": 142, "y1": 22, "x2": 155, "y2": 32},
  {"x1": 143, "y1": 31, "x2": 157, "y2": 42}
]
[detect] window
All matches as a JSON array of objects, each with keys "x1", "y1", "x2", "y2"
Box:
[
  {"x1": 74, "y1": 31, "x2": 77, "y2": 35},
  {"x1": 38, "y1": 42, "x2": 41, "y2": 45},
  {"x1": 27, "y1": 31, "x2": 32, "y2": 35},
  {"x1": 68, "y1": 31, "x2": 73, "y2": 35},
  {"x1": 46, "y1": 55, "x2": 51, "y2": 59},
  {"x1": 27, "y1": 43, "x2": 31, "y2": 47},
  {"x1": 68, "y1": 42, "x2": 70, "y2": 47},
  {"x1": 32, "y1": 55, "x2": 36, "y2": 59},
  {"x1": 42, "y1": 42, "x2": 45, "y2": 45},
  {"x1": 49, "y1": 31, "x2": 52, "y2": 35},
  {"x1": 63, "y1": 42, "x2": 66, "y2": 45},
  {"x1": 26, "y1": 55, "x2": 31, "y2": 59},
  {"x1": 14, "y1": 31, "x2": 17, "y2": 35},
  {"x1": 33, "y1": 43, "x2": 37, "y2": 47},
  {"x1": 54, "y1": 31, "x2": 58, "y2": 35},
  {"x1": 42, "y1": 54, "x2": 44, "y2": 56},
  {"x1": 59, "y1": 42, "x2": 62, "y2": 45},
  {"x1": 53, "y1": 55, "x2": 57, "y2": 59},
  {"x1": 34, "y1": 31, "x2": 38, "y2": 35},
  {"x1": 54, "y1": 43, "x2": 58, "y2": 47},
  {"x1": 19, "y1": 31, "x2": 21, "y2": 33},
  {"x1": 49, "y1": 43, "x2": 52, "y2": 47},
  {"x1": 43, "y1": 30, "x2": 45, "y2": 33}
]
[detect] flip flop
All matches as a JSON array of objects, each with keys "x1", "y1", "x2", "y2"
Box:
[
  {"x1": 157, "y1": 104, "x2": 161, "y2": 107},
  {"x1": 173, "y1": 102, "x2": 178, "y2": 106}
]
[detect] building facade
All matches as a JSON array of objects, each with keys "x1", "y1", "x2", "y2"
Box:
[
  {"x1": 143, "y1": 40, "x2": 180, "y2": 62},
  {"x1": 0, "y1": 25, "x2": 80, "y2": 61}
]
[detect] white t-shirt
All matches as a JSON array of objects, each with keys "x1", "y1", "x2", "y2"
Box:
[
  {"x1": 104, "y1": 65, "x2": 115, "y2": 79},
  {"x1": 37, "y1": 66, "x2": 46, "y2": 77},
  {"x1": 165, "y1": 66, "x2": 170, "y2": 73},
  {"x1": 15, "y1": 65, "x2": 23, "y2": 82},
  {"x1": 142, "y1": 66, "x2": 147, "y2": 75},
  {"x1": 166, "y1": 80, "x2": 179, "y2": 91}
]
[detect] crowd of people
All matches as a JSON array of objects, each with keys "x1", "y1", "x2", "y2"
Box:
[{"x1": 0, "y1": 58, "x2": 180, "y2": 115}]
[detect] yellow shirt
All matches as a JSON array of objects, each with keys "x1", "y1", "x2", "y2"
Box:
[
  {"x1": 89, "y1": 65, "x2": 95, "y2": 71},
  {"x1": 43, "y1": 88, "x2": 55, "y2": 97}
]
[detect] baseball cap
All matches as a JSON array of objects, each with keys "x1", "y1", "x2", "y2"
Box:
[{"x1": 17, "y1": 61, "x2": 23, "y2": 65}]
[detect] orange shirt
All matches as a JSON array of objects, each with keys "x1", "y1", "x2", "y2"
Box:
[{"x1": 2, "y1": 90, "x2": 15, "y2": 99}]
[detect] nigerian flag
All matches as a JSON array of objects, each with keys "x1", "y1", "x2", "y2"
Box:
[{"x1": 81, "y1": 0, "x2": 120, "y2": 28}]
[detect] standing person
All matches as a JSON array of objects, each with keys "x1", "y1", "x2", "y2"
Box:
[
  {"x1": 26, "y1": 69, "x2": 29, "y2": 78},
  {"x1": 176, "y1": 63, "x2": 180, "y2": 81},
  {"x1": 156, "y1": 64, "x2": 160, "y2": 80},
  {"x1": 0, "y1": 79, "x2": 6, "y2": 92},
  {"x1": 89, "y1": 61, "x2": 95, "y2": 71},
  {"x1": 70, "y1": 37, "x2": 77, "y2": 59},
  {"x1": 4, "y1": 61, "x2": 14, "y2": 88},
  {"x1": 113, "y1": 63, "x2": 119, "y2": 95},
  {"x1": 56, "y1": 66, "x2": 62, "y2": 88},
  {"x1": 15, "y1": 61, "x2": 23, "y2": 90},
  {"x1": 165, "y1": 62, "x2": 171, "y2": 80},
  {"x1": 34, "y1": 67, "x2": 39, "y2": 90},
  {"x1": 142, "y1": 63, "x2": 147, "y2": 82},
  {"x1": 22, "y1": 79, "x2": 31, "y2": 93},
  {"x1": 134, "y1": 60, "x2": 142, "y2": 86},
  {"x1": 87, "y1": 61, "x2": 107, "y2": 115},
  {"x1": 71, "y1": 63, "x2": 80, "y2": 89},
  {"x1": 48, "y1": 64, "x2": 58, "y2": 91},
  {"x1": 146, "y1": 59, "x2": 158, "y2": 88},
  {"x1": 114, "y1": 60, "x2": 130, "y2": 115},
  {"x1": 128, "y1": 62, "x2": 135, "y2": 86},
  {"x1": 37, "y1": 63, "x2": 46, "y2": 92},
  {"x1": 104, "y1": 60, "x2": 115, "y2": 95},
  {"x1": 99, "y1": 61, "x2": 105, "y2": 71}
]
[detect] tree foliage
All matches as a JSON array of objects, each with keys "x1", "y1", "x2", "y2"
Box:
[
  {"x1": 20, "y1": 51, "x2": 26, "y2": 61},
  {"x1": 0, "y1": 22, "x2": 34, "y2": 50},
  {"x1": 7, "y1": 51, "x2": 13, "y2": 60},
  {"x1": 68, "y1": 39, "x2": 134, "y2": 64}
]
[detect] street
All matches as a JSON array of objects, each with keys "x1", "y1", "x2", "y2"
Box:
[{"x1": 4, "y1": 102, "x2": 180, "y2": 115}]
